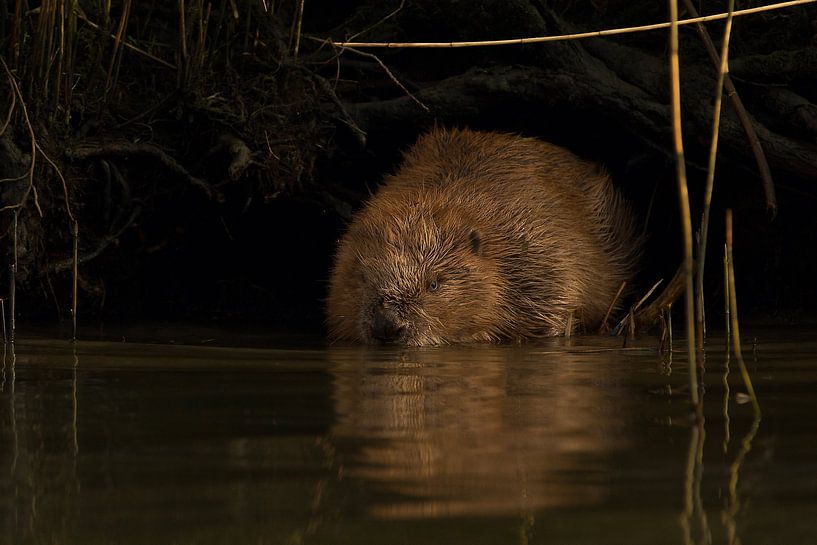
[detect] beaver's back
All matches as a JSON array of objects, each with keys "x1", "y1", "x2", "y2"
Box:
[{"x1": 378, "y1": 128, "x2": 639, "y2": 331}]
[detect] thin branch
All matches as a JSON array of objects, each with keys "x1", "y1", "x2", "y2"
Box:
[
  {"x1": 330, "y1": 0, "x2": 816, "y2": 48},
  {"x1": 635, "y1": 264, "x2": 687, "y2": 330},
  {"x1": 0, "y1": 56, "x2": 42, "y2": 216},
  {"x1": 36, "y1": 142, "x2": 75, "y2": 222},
  {"x1": 342, "y1": 46, "x2": 429, "y2": 112},
  {"x1": 633, "y1": 279, "x2": 664, "y2": 313},
  {"x1": 346, "y1": 0, "x2": 406, "y2": 43},
  {"x1": 614, "y1": 279, "x2": 664, "y2": 334},
  {"x1": 0, "y1": 90, "x2": 16, "y2": 137},
  {"x1": 599, "y1": 280, "x2": 626, "y2": 333},
  {"x1": 291, "y1": 64, "x2": 367, "y2": 146}
]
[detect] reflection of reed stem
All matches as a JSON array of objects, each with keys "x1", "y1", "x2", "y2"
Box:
[
  {"x1": 9, "y1": 344, "x2": 18, "y2": 476},
  {"x1": 721, "y1": 355, "x2": 732, "y2": 454},
  {"x1": 681, "y1": 401, "x2": 711, "y2": 544},
  {"x1": 72, "y1": 348, "x2": 79, "y2": 456},
  {"x1": 681, "y1": 423, "x2": 698, "y2": 545},
  {"x1": 724, "y1": 412, "x2": 761, "y2": 545},
  {"x1": 693, "y1": 421, "x2": 711, "y2": 544}
]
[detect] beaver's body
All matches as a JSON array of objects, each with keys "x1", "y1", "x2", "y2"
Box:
[{"x1": 327, "y1": 128, "x2": 641, "y2": 345}]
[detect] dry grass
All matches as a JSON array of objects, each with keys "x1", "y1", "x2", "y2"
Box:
[{"x1": 1, "y1": 1, "x2": 332, "y2": 334}]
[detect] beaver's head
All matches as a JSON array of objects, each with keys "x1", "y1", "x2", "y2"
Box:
[{"x1": 327, "y1": 199, "x2": 504, "y2": 346}]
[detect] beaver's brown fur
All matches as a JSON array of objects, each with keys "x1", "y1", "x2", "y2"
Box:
[{"x1": 327, "y1": 127, "x2": 641, "y2": 345}]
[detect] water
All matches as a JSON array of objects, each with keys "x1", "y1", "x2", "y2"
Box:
[{"x1": 1, "y1": 330, "x2": 816, "y2": 544}]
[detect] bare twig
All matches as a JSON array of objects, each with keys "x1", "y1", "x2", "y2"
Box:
[
  {"x1": 331, "y1": 0, "x2": 816, "y2": 48},
  {"x1": 292, "y1": 65, "x2": 367, "y2": 146},
  {"x1": 0, "y1": 90, "x2": 15, "y2": 137},
  {"x1": 599, "y1": 280, "x2": 626, "y2": 333},
  {"x1": 342, "y1": 46, "x2": 429, "y2": 112},
  {"x1": 36, "y1": 142, "x2": 75, "y2": 222},
  {"x1": 346, "y1": 0, "x2": 406, "y2": 43},
  {"x1": 613, "y1": 279, "x2": 663, "y2": 334},
  {"x1": 0, "y1": 57, "x2": 42, "y2": 216},
  {"x1": 635, "y1": 264, "x2": 687, "y2": 329},
  {"x1": 633, "y1": 279, "x2": 664, "y2": 313}
]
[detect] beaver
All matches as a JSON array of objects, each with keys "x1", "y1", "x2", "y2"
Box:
[{"x1": 327, "y1": 127, "x2": 641, "y2": 345}]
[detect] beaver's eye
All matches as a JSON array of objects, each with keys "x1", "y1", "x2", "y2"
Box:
[{"x1": 427, "y1": 279, "x2": 440, "y2": 292}]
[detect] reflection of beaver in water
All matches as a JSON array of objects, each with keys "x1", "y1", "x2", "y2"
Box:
[{"x1": 327, "y1": 128, "x2": 641, "y2": 345}]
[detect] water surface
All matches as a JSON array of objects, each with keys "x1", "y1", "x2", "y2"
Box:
[{"x1": 1, "y1": 330, "x2": 816, "y2": 544}]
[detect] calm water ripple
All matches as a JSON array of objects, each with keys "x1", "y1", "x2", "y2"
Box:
[{"x1": 1, "y1": 330, "x2": 816, "y2": 544}]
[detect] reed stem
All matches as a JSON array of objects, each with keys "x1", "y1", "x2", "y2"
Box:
[
  {"x1": 292, "y1": 0, "x2": 306, "y2": 57},
  {"x1": 669, "y1": 0, "x2": 699, "y2": 407},
  {"x1": 695, "y1": 0, "x2": 735, "y2": 351},
  {"x1": 725, "y1": 210, "x2": 760, "y2": 415},
  {"x1": 71, "y1": 219, "x2": 79, "y2": 341},
  {"x1": 9, "y1": 211, "x2": 18, "y2": 344}
]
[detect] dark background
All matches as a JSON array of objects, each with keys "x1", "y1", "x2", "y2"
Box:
[{"x1": 1, "y1": 1, "x2": 816, "y2": 333}]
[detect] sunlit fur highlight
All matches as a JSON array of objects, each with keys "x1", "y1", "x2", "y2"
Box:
[{"x1": 327, "y1": 128, "x2": 641, "y2": 345}]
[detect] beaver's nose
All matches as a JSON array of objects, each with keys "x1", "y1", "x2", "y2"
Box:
[{"x1": 371, "y1": 308, "x2": 403, "y2": 341}]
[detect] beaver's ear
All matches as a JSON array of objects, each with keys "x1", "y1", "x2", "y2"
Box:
[{"x1": 468, "y1": 229, "x2": 482, "y2": 255}]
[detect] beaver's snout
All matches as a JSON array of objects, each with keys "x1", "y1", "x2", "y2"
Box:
[{"x1": 370, "y1": 308, "x2": 405, "y2": 342}]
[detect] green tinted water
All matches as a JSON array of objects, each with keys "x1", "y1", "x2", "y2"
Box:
[{"x1": 1, "y1": 331, "x2": 816, "y2": 544}]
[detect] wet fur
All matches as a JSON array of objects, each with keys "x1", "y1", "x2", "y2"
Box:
[{"x1": 327, "y1": 128, "x2": 641, "y2": 345}]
